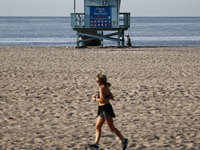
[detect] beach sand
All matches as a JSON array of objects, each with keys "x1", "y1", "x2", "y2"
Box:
[{"x1": 0, "y1": 46, "x2": 200, "y2": 149}]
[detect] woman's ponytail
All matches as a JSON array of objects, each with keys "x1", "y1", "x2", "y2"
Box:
[{"x1": 107, "y1": 82, "x2": 111, "y2": 87}]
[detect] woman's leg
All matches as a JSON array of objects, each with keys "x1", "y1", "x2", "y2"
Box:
[
  {"x1": 105, "y1": 117, "x2": 124, "y2": 141},
  {"x1": 95, "y1": 116, "x2": 105, "y2": 145}
]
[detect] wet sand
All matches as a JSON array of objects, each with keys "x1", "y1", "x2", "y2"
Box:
[{"x1": 0, "y1": 46, "x2": 200, "y2": 149}]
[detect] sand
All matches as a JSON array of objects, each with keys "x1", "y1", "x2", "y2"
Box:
[{"x1": 0, "y1": 46, "x2": 200, "y2": 150}]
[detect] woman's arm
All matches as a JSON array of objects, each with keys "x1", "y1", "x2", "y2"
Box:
[
  {"x1": 95, "y1": 88, "x2": 106, "y2": 103},
  {"x1": 109, "y1": 91, "x2": 114, "y2": 100},
  {"x1": 95, "y1": 88, "x2": 109, "y2": 103}
]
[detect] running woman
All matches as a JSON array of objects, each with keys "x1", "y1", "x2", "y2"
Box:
[{"x1": 88, "y1": 73, "x2": 128, "y2": 150}]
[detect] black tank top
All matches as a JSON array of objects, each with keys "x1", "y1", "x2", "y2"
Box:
[{"x1": 98, "y1": 87, "x2": 110, "y2": 99}]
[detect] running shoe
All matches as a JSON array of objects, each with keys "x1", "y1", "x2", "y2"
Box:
[
  {"x1": 122, "y1": 139, "x2": 128, "y2": 150},
  {"x1": 88, "y1": 143, "x2": 99, "y2": 150}
]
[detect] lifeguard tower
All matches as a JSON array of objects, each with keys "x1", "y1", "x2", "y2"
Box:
[{"x1": 71, "y1": 0, "x2": 130, "y2": 47}]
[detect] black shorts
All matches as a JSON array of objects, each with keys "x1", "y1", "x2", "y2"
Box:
[
  {"x1": 98, "y1": 103, "x2": 116, "y2": 119},
  {"x1": 99, "y1": 111, "x2": 112, "y2": 119}
]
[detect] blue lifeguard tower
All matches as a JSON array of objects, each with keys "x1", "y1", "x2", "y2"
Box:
[{"x1": 71, "y1": 0, "x2": 130, "y2": 47}]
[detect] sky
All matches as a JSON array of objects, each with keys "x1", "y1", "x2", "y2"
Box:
[{"x1": 0, "y1": 0, "x2": 200, "y2": 17}]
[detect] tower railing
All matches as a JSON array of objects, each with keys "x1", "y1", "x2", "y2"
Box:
[
  {"x1": 71, "y1": 13, "x2": 130, "y2": 29},
  {"x1": 71, "y1": 13, "x2": 85, "y2": 28},
  {"x1": 119, "y1": 13, "x2": 130, "y2": 28}
]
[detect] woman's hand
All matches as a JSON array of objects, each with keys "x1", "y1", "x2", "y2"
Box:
[{"x1": 92, "y1": 95, "x2": 96, "y2": 101}]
